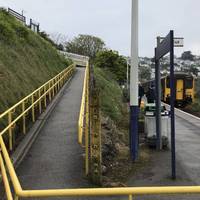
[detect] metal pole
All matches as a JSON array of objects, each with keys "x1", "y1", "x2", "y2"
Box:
[
  {"x1": 127, "y1": 60, "x2": 129, "y2": 89},
  {"x1": 170, "y1": 30, "x2": 176, "y2": 179},
  {"x1": 155, "y1": 38, "x2": 162, "y2": 150},
  {"x1": 130, "y1": 0, "x2": 139, "y2": 161}
]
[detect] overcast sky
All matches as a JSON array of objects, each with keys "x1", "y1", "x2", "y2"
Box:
[{"x1": 0, "y1": 0, "x2": 199, "y2": 57}]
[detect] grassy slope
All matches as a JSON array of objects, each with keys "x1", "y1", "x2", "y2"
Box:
[
  {"x1": 94, "y1": 67, "x2": 127, "y2": 125},
  {"x1": 0, "y1": 9, "x2": 70, "y2": 113}
]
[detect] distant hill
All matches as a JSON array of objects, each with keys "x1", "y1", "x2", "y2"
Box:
[{"x1": 0, "y1": 9, "x2": 71, "y2": 113}]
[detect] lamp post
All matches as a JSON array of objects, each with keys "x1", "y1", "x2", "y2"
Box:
[
  {"x1": 126, "y1": 57, "x2": 131, "y2": 89},
  {"x1": 130, "y1": 0, "x2": 139, "y2": 161}
]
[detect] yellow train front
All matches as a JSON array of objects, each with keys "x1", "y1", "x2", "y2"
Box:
[{"x1": 143, "y1": 72, "x2": 195, "y2": 107}]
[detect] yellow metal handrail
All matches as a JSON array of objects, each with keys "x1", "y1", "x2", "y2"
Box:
[
  {"x1": 78, "y1": 63, "x2": 89, "y2": 145},
  {"x1": 1, "y1": 132, "x2": 200, "y2": 199},
  {"x1": 1, "y1": 63, "x2": 200, "y2": 199},
  {"x1": 78, "y1": 62, "x2": 90, "y2": 175},
  {"x1": 0, "y1": 64, "x2": 75, "y2": 151},
  {"x1": 0, "y1": 153, "x2": 13, "y2": 200}
]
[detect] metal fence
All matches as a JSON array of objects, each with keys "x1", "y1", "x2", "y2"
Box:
[
  {"x1": 7, "y1": 8, "x2": 40, "y2": 33},
  {"x1": 29, "y1": 18, "x2": 40, "y2": 33},
  {"x1": 8, "y1": 8, "x2": 26, "y2": 25}
]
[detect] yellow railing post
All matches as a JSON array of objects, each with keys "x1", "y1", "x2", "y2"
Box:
[
  {"x1": 129, "y1": 194, "x2": 133, "y2": 200},
  {"x1": 38, "y1": 89, "x2": 42, "y2": 114},
  {"x1": 56, "y1": 77, "x2": 58, "y2": 93},
  {"x1": 49, "y1": 82, "x2": 52, "y2": 101},
  {"x1": 44, "y1": 85, "x2": 47, "y2": 108},
  {"x1": 8, "y1": 111, "x2": 13, "y2": 151},
  {"x1": 58, "y1": 75, "x2": 60, "y2": 90},
  {"x1": 52, "y1": 80, "x2": 55, "y2": 97},
  {"x1": 22, "y1": 101, "x2": 26, "y2": 134},
  {"x1": 31, "y1": 95, "x2": 35, "y2": 122},
  {"x1": 54, "y1": 78, "x2": 57, "y2": 94}
]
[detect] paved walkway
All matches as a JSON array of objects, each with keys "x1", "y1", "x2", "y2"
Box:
[
  {"x1": 175, "y1": 113, "x2": 200, "y2": 185},
  {"x1": 16, "y1": 68, "x2": 91, "y2": 194}
]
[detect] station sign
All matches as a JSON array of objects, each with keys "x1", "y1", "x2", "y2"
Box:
[{"x1": 159, "y1": 37, "x2": 184, "y2": 47}]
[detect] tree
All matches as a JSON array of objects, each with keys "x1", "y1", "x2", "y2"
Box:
[
  {"x1": 94, "y1": 50, "x2": 127, "y2": 84},
  {"x1": 65, "y1": 34, "x2": 105, "y2": 59},
  {"x1": 183, "y1": 65, "x2": 198, "y2": 76},
  {"x1": 181, "y1": 51, "x2": 195, "y2": 61},
  {"x1": 139, "y1": 65, "x2": 152, "y2": 81}
]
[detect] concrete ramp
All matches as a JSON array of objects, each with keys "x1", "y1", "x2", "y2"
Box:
[{"x1": 16, "y1": 68, "x2": 91, "y2": 192}]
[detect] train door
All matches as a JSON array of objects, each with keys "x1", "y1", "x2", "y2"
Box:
[{"x1": 176, "y1": 79, "x2": 184, "y2": 100}]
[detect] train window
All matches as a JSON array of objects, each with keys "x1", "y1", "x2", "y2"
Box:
[{"x1": 185, "y1": 78, "x2": 193, "y2": 89}]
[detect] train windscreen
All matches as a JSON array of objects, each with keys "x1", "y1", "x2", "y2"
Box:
[{"x1": 185, "y1": 78, "x2": 193, "y2": 89}]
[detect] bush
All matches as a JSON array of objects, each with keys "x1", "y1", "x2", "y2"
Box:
[{"x1": 94, "y1": 50, "x2": 127, "y2": 84}]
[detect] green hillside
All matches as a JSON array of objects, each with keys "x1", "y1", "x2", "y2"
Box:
[
  {"x1": 0, "y1": 9, "x2": 71, "y2": 113},
  {"x1": 94, "y1": 67, "x2": 125, "y2": 123}
]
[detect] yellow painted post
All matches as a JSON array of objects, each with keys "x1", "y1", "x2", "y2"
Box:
[
  {"x1": 44, "y1": 85, "x2": 47, "y2": 108},
  {"x1": 38, "y1": 89, "x2": 42, "y2": 114},
  {"x1": 49, "y1": 82, "x2": 52, "y2": 101},
  {"x1": 54, "y1": 78, "x2": 57, "y2": 94},
  {"x1": 62, "y1": 74, "x2": 65, "y2": 83},
  {"x1": 22, "y1": 101, "x2": 26, "y2": 134},
  {"x1": 14, "y1": 195, "x2": 19, "y2": 200},
  {"x1": 60, "y1": 74, "x2": 62, "y2": 87},
  {"x1": 58, "y1": 75, "x2": 60, "y2": 90},
  {"x1": 56, "y1": 77, "x2": 58, "y2": 93},
  {"x1": 31, "y1": 95, "x2": 35, "y2": 122},
  {"x1": 8, "y1": 111, "x2": 13, "y2": 151},
  {"x1": 64, "y1": 72, "x2": 66, "y2": 82},
  {"x1": 52, "y1": 80, "x2": 55, "y2": 97},
  {"x1": 129, "y1": 194, "x2": 133, "y2": 200}
]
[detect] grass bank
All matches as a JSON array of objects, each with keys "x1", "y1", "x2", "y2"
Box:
[{"x1": 0, "y1": 9, "x2": 71, "y2": 113}]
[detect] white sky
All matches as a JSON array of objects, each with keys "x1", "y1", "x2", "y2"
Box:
[{"x1": 0, "y1": 0, "x2": 199, "y2": 57}]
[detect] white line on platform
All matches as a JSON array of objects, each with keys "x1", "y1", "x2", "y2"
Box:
[{"x1": 163, "y1": 103, "x2": 200, "y2": 121}]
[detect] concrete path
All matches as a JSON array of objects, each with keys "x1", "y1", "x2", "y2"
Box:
[
  {"x1": 164, "y1": 105, "x2": 200, "y2": 184},
  {"x1": 175, "y1": 113, "x2": 200, "y2": 185},
  {"x1": 16, "y1": 68, "x2": 92, "y2": 195}
]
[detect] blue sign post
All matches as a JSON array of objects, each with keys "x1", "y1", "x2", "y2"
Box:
[{"x1": 155, "y1": 30, "x2": 176, "y2": 179}]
